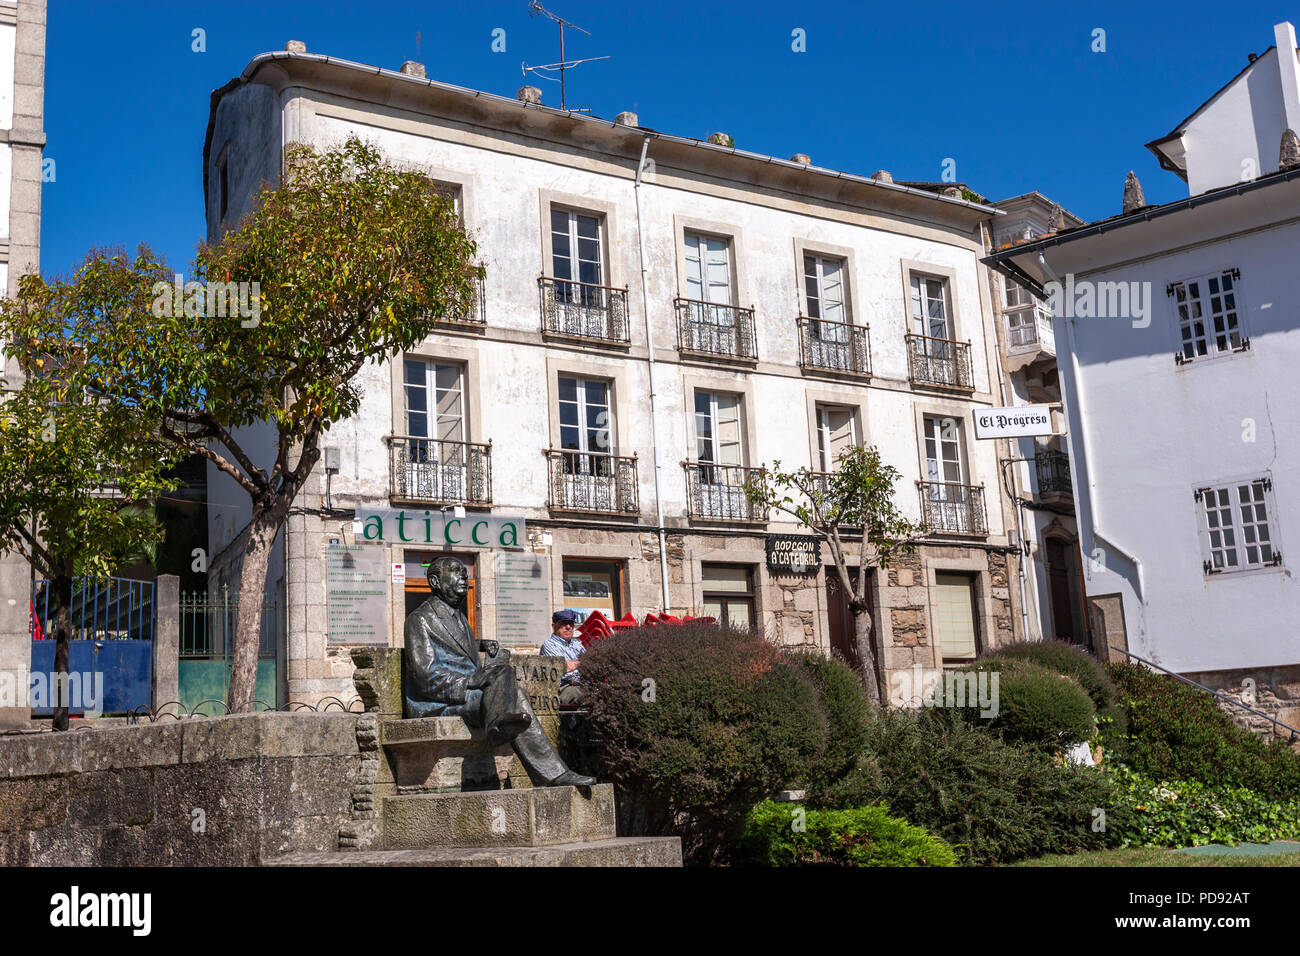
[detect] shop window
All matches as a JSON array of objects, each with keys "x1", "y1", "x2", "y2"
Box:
[
  {"x1": 701, "y1": 563, "x2": 755, "y2": 629},
  {"x1": 562, "y1": 559, "x2": 625, "y2": 624}
]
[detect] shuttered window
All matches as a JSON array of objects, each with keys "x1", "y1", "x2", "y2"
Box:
[{"x1": 934, "y1": 572, "x2": 978, "y2": 661}]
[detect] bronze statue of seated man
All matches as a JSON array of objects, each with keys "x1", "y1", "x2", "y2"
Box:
[{"x1": 403, "y1": 556, "x2": 595, "y2": 788}]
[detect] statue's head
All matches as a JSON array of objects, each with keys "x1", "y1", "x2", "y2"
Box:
[{"x1": 427, "y1": 556, "x2": 469, "y2": 606}]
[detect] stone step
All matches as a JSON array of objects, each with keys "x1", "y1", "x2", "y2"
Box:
[
  {"x1": 380, "y1": 784, "x2": 616, "y2": 849},
  {"x1": 267, "y1": 837, "x2": 683, "y2": 867}
]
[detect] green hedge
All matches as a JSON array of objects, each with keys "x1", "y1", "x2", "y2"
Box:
[
  {"x1": 985, "y1": 641, "x2": 1126, "y2": 741},
  {"x1": 1107, "y1": 663, "x2": 1300, "y2": 799},
  {"x1": 1108, "y1": 764, "x2": 1300, "y2": 848},
  {"x1": 579, "y1": 623, "x2": 829, "y2": 864},
  {"x1": 785, "y1": 652, "x2": 872, "y2": 794},
  {"x1": 739, "y1": 801, "x2": 956, "y2": 867},
  {"x1": 959, "y1": 658, "x2": 1096, "y2": 753},
  {"x1": 811, "y1": 708, "x2": 1113, "y2": 865}
]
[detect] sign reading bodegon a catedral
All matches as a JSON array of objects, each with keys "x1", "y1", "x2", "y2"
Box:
[
  {"x1": 354, "y1": 509, "x2": 525, "y2": 547},
  {"x1": 765, "y1": 534, "x2": 822, "y2": 574}
]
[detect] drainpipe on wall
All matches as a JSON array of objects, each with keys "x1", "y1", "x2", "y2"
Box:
[
  {"x1": 634, "y1": 135, "x2": 672, "y2": 612},
  {"x1": 1036, "y1": 250, "x2": 1146, "y2": 611},
  {"x1": 980, "y1": 222, "x2": 1034, "y2": 644}
]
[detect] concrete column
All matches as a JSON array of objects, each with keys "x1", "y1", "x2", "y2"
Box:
[
  {"x1": 153, "y1": 574, "x2": 180, "y2": 717},
  {"x1": 0, "y1": 554, "x2": 31, "y2": 729},
  {"x1": 1276, "y1": 23, "x2": 1300, "y2": 139}
]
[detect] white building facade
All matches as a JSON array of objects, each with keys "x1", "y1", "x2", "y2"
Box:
[
  {"x1": 989, "y1": 22, "x2": 1300, "y2": 729},
  {"x1": 204, "y1": 46, "x2": 1027, "y2": 706}
]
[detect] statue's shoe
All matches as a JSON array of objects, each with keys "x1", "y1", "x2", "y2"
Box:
[
  {"x1": 547, "y1": 770, "x2": 597, "y2": 788},
  {"x1": 486, "y1": 712, "x2": 531, "y2": 745}
]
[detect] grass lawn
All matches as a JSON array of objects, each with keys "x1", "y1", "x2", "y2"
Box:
[{"x1": 1011, "y1": 844, "x2": 1300, "y2": 867}]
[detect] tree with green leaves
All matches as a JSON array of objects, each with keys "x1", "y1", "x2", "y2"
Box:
[
  {"x1": 745, "y1": 445, "x2": 924, "y2": 706},
  {"x1": 0, "y1": 272, "x2": 182, "y2": 728},
  {"x1": 9, "y1": 137, "x2": 480, "y2": 711}
]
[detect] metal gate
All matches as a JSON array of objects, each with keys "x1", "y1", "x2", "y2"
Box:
[
  {"x1": 29, "y1": 577, "x2": 155, "y2": 715},
  {"x1": 179, "y1": 586, "x2": 279, "y2": 714}
]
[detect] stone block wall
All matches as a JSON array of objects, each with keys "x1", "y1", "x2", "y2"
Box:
[
  {"x1": 1181, "y1": 662, "x2": 1300, "y2": 747},
  {"x1": 0, "y1": 713, "x2": 364, "y2": 865}
]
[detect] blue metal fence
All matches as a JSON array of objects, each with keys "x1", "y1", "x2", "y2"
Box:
[{"x1": 31, "y1": 577, "x2": 155, "y2": 642}]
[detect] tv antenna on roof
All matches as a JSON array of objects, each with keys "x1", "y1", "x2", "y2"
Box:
[{"x1": 522, "y1": 1, "x2": 610, "y2": 111}]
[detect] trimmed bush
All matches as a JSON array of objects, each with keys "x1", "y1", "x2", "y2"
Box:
[
  {"x1": 1107, "y1": 662, "x2": 1300, "y2": 799},
  {"x1": 738, "y1": 801, "x2": 956, "y2": 867},
  {"x1": 985, "y1": 640, "x2": 1126, "y2": 741},
  {"x1": 785, "y1": 652, "x2": 872, "y2": 794},
  {"x1": 811, "y1": 707, "x2": 1113, "y2": 865},
  {"x1": 579, "y1": 623, "x2": 829, "y2": 864},
  {"x1": 959, "y1": 658, "x2": 1096, "y2": 752},
  {"x1": 1108, "y1": 764, "x2": 1300, "y2": 848}
]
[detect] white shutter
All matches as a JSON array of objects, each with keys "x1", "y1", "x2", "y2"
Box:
[{"x1": 934, "y1": 573, "x2": 977, "y2": 660}]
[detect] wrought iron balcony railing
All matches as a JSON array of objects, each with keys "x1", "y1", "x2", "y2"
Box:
[
  {"x1": 435, "y1": 272, "x2": 486, "y2": 327},
  {"x1": 546, "y1": 449, "x2": 639, "y2": 516},
  {"x1": 538, "y1": 277, "x2": 630, "y2": 344},
  {"x1": 906, "y1": 334, "x2": 974, "y2": 390},
  {"x1": 1035, "y1": 450, "x2": 1072, "y2": 496},
  {"x1": 388, "y1": 436, "x2": 492, "y2": 505},
  {"x1": 675, "y1": 298, "x2": 758, "y2": 361},
  {"x1": 683, "y1": 461, "x2": 764, "y2": 522},
  {"x1": 917, "y1": 481, "x2": 987, "y2": 535},
  {"x1": 797, "y1": 317, "x2": 871, "y2": 377}
]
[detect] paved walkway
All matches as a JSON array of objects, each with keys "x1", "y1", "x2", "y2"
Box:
[{"x1": 1172, "y1": 840, "x2": 1300, "y2": 857}]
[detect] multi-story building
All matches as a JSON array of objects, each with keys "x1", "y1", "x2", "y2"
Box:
[
  {"x1": 988, "y1": 22, "x2": 1300, "y2": 730},
  {"x1": 204, "y1": 43, "x2": 1027, "y2": 706},
  {"x1": 984, "y1": 193, "x2": 1089, "y2": 648},
  {"x1": 0, "y1": 0, "x2": 47, "y2": 730}
]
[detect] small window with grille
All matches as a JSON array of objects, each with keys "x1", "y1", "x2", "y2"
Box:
[
  {"x1": 1196, "y1": 477, "x2": 1281, "y2": 574},
  {"x1": 1169, "y1": 269, "x2": 1247, "y2": 364}
]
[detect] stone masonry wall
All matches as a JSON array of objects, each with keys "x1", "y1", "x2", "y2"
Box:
[{"x1": 0, "y1": 713, "x2": 364, "y2": 865}]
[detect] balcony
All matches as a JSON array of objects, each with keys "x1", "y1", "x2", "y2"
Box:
[
  {"x1": 675, "y1": 298, "x2": 758, "y2": 362},
  {"x1": 1003, "y1": 306, "x2": 1055, "y2": 369},
  {"x1": 683, "y1": 461, "x2": 764, "y2": 522},
  {"x1": 917, "y1": 481, "x2": 987, "y2": 535},
  {"x1": 388, "y1": 436, "x2": 492, "y2": 505},
  {"x1": 1034, "y1": 450, "x2": 1072, "y2": 498},
  {"x1": 435, "y1": 272, "x2": 486, "y2": 328},
  {"x1": 906, "y1": 334, "x2": 974, "y2": 390},
  {"x1": 797, "y1": 317, "x2": 871, "y2": 377},
  {"x1": 546, "y1": 449, "x2": 639, "y2": 516},
  {"x1": 538, "y1": 277, "x2": 630, "y2": 344}
]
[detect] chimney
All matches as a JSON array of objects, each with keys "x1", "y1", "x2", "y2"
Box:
[
  {"x1": 707, "y1": 132, "x2": 734, "y2": 148},
  {"x1": 789, "y1": 153, "x2": 811, "y2": 165},
  {"x1": 285, "y1": 40, "x2": 306, "y2": 53},
  {"x1": 400, "y1": 61, "x2": 426, "y2": 78},
  {"x1": 1122, "y1": 170, "x2": 1145, "y2": 213},
  {"x1": 614, "y1": 111, "x2": 639, "y2": 127},
  {"x1": 517, "y1": 86, "x2": 542, "y2": 105},
  {"x1": 1275, "y1": 23, "x2": 1300, "y2": 135},
  {"x1": 1281, "y1": 129, "x2": 1300, "y2": 168},
  {"x1": 870, "y1": 170, "x2": 893, "y2": 183}
]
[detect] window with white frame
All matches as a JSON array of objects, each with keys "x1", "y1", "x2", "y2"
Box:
[
  {"x1": 816, "y1": 404, "x2": 858, "y2": 472},
  {"x1": 1171, "y1": 269, "x2": 1245, "y2": 363},
  {"x1": 1003, "y1": 275, "x2": 1030, "y2": 310},
  {"x1": 805, "y1": 254, "x2": 848, "y2": 324},
  {"x1": 551, "y1": 208, "x2": 603, "y2": 302},
  {"x1": 696, "y1": 390, "x2": 743, "y2": 474},
  {"x1": 1197, "y1": 478, "x2": 1280, "y2": 573},
  {"x1": 923, "y1": 415, "x2": 964, "y2": 485},
  {"x1": 684, "y1": 233, "x2": 733, "y2": 305},
  {"x1": 910, "y1": 275, "x2": 951, "y2": 340},
  {"x1": 402, "y1": 359, "x2": 469, "y2": 500}
]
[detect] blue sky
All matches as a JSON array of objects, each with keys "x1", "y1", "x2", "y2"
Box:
[{"x1": 42, "y1": 0, "x2": 1300, "y2": 278}]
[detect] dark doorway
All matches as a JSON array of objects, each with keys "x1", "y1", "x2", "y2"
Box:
[
  {"x1": 827, "y1": 569, "x2": 873, "y2": 669},
  {"x1": 1045, "y1": 538, "x2": 1075, "y2": 641}
]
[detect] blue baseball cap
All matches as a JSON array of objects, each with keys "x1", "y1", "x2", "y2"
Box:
[{"x1": 553, "y1": 609, "x2": 578, "y2": 624}]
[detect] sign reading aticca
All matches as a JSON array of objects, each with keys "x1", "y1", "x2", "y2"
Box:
[
  {"x1": 766, "y1": 534, "x2": 822, "y2": 574},
  {"x1": 971, "y1": 405, "x2": 1056, "y2": 440},
  {"x1": 354, "y1": 509, "x2": 524, "y2": 548}
]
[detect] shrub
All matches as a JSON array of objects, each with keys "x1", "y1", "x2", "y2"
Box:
[
  {"x1": 1108, "y1": 764, "x2": 1300, "y2": 848},
  {"x1": 985, "y1": 640, "x2": 1126, "y2": 741},
  {"x1": 579, "y1": 623, "x2": 829, "y2": 864},
  {"x1": 738, "y1": 801, "x2": 956, "y2": 867},
  {"x1": 785, "y1": 652, "x2": 872, "y2": 793},
  {"x1": 810, "y1": 707, "x2": 1113, "y2": 865},
  {"x1": 959, "y1": 658, "x2": 1096, "y2": 752},
  {"x1": 1107, "y1": 662, "x2": 1300, "y2": 799}
]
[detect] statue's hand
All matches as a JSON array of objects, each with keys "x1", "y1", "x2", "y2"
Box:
[{"x1": 481, "y1": 640, "x2": 500, "y2": 658}]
